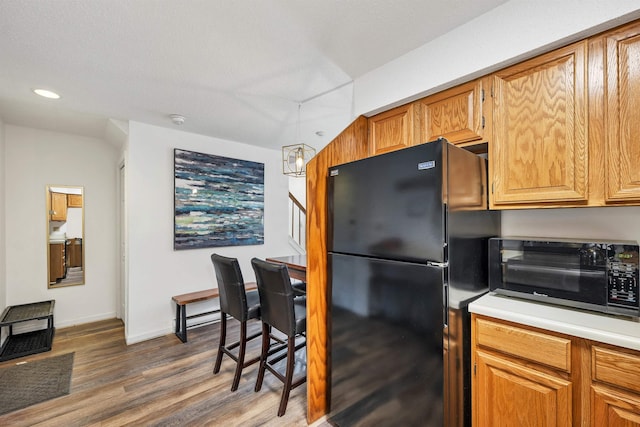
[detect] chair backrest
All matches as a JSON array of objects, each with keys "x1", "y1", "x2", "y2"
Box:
[
  {"x1": 251, "y1": 258, "x2": 297, "y2": 337},
  {"x1": 211, "y1": 253, "x2": 249, "y2": 321}
]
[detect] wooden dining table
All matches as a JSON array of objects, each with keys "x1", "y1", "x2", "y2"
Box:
[{"x1": 265, "y1": 255, "x2": 306, "y2": 282}]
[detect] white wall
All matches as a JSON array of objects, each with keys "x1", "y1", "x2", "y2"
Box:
[
  {"x1": 4, "y1": 125, "x2": 119, "y2": 327},
  {"x1": 288, "y1": 177, "x2": 306, "y2": 206},
  {"x1": 125, "y1": 122, "x2": 292, "y2": 344},
  {"x1": 355, "y1": 0, "x2": 640, "y2": 116},
  {"x1": 502, "y1": 207, "x2": 640, "y2": 244},
  {"x1": 0, "y1": 117, "x2": 6, "y2": 310}
]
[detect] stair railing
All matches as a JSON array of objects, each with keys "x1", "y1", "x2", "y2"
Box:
[{"x1": 288, "y1": 192, "x2": 306, "y2": 251}]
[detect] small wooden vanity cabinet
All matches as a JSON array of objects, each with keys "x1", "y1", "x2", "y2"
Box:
[
  {"x1": 49, "y1": 243, "x2": 65, "y2": 283},
  {"x1": 472, "y1": 314, "x2": 640, "y2": 426}
]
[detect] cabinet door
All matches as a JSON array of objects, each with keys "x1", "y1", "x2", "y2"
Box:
[
  {"x1": 418, "y1": 78, "x2": 487, "y2": 146},
  {"x1": 474, "y1": 350, "x2": 573, "y2": 427},
  {"x1": 50, "y1": 192, "x2": 67, "y2": 221},
  {"x1": 368, "y1": 103, "x2": 416, "y2": 156},
  {"x1": 67, "y1": 194, "x2": 83, "y2": 208},
  {"x1": 592, "y1": 385, "x2": 640, "y2": 426},
  {"x1": 604, "y1": 23, "x2": 640, "y2": 202},
  {"x1": 491, "y1": 41, "x2": 588, "y2": 206},
  {"x1": 49, "y1": 243, "x2": 65, "y2": 282}
]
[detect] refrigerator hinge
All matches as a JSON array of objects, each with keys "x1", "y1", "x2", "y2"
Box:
[{"x1": 428, "y1": 261, "x2": 449, "y2": 268}]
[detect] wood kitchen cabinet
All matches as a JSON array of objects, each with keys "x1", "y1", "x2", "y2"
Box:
[
  {"x1": 67, "y1": 193, "x2": 83, "y2": 208},
  {"x1": 490, "y1": 41, "x2": 589, "y2": 208},
  {"x1": 472, "y1": 314, "x2": 640, "y2": 426},
  {"x1": 368, "y1": 103, "x2": 417, "y2": 156},
  {"x1": 590, "y1": 345, "x2": 640, "y2": 426},
  {"x1": 603, "y1": 22, "x2": 640, "y2": 203},
  {"x1": 49, "y1": 243, "x2": 65, "y2": 283},
  {"x1": 417, "y1": 78, "x2": 490, "y2": 148},
  {"x1": 50, "y1": 192, "x2": 67, "y2": 221},
  {"x1": 472, "y1": 316, "x2": 574, "y2": 426}
]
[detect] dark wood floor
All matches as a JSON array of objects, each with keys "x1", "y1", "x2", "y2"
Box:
[{"x1": 0, "y1": 318, "x2": 320, "y2": 426}]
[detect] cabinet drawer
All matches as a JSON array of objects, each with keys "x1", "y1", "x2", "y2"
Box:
[
  {"x1": 592, "y1": 345, "x2": 640, "y2": 393},
  {"x1": 475, "y1": 318, "x2": 571, "y2": 372}
]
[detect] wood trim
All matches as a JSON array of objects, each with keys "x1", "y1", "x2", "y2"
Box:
[{"x1": 306, "y1": 149, "x2": 330, "y2": 423}]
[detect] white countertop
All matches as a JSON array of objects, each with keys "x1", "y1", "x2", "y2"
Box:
[{"x1": 469, "y1": 293, "x2": 640, "y2": 351}]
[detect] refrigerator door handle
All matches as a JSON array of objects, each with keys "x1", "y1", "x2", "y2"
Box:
[
  {"x1": 443, "y1": 282, "x2": 449, "y2": 328},
  {"x1": 427, "y1": 261, "x2": 449, "y2": 268}
]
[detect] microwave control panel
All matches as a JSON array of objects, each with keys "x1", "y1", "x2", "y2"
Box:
[{"x1": 606, "y1": 246, "x2": 639, "y2": 311}]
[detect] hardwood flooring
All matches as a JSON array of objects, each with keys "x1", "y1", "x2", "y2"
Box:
[{"x1": 0, "y1": 318, "x2": 322, "y2": 426}]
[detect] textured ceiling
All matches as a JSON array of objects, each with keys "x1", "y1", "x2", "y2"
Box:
[{"x1": 0, "y1": 0, "x2": 508, "y2": 150}]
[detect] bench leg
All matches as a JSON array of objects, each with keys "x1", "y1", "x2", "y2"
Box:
[{"x1": 175, "y1": 303, "x2": 187, "y2": 343}]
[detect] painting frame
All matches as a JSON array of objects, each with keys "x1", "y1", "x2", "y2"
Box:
[{"x1": 174, "y1": 148, "x2": 264, "y2": 250}]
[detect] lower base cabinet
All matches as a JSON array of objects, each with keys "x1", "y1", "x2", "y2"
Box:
[
  {"x1": 472, "y1": 314, "x2": 640, "y2": 426},
  {"x1": 474, "y1": 350, "x2": 572, "y2": 426}
]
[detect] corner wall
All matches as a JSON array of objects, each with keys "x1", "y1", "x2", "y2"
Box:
[
  {"x1": 125, "y1": 122, "x2": 293, "y2": 344},
  {"x1": 355, "y1": 0, "x2": 640, "y2": 116},
  {"x1": 4, "y1": 125, "x2": 119, "y2": 326},
  {"x1": 0, "y1": 117, "x2": 6, "y2": 310}
]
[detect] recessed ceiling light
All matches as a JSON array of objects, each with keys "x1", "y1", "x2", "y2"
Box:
[{"x1": 33, "y1": 88, "x2": 61, "y2": 99}]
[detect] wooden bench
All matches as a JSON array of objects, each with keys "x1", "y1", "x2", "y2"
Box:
[{"x1": 172, "y1": 282, "x2": 257, "y2": 343}]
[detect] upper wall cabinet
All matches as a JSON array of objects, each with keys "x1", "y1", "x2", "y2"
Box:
[
  {"x1": 604, "y1": 22, "x2": 640, "y2": 202},
  {"x1": 490, "y1": 41, "x2": 589, "y2": 207},
  {"x1": 368, "y1": 103, "x2": 417, "y2": 156},
  {"x1": 418, "y1": 78, "x2": 490, "y2": 147},
  {"x1": 50, "y1": 192, "x2": 68, "y2": 221}
]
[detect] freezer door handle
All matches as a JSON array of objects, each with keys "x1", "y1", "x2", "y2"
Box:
[{"x1": 428, "y1": 261, "x2": 449, "y2": 268}]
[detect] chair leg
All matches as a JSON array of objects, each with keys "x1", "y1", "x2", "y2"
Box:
[
  {"x1": 254, "y1": 322, "x2": 271, "y2": 392},
  {"x1": 213, "y1": 314, "x2": 227, "y2": 374},
  {"x1": 231, "y1": 320, "x2": 248, "y2": 391},
  {"x1": 277, "y1": 336, "x2": 296, "y2": 417}
]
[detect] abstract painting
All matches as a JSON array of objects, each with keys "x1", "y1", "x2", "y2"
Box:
[{"x1": 174, "y1": 149, "x2": 264, "y2": 249}]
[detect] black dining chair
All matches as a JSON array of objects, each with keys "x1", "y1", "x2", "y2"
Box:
[
  {"x1": 211, "y1": 253, "x2": 262, "y2": 392},
  {"x1": 251, "y1": 257, "x2": 307, "y2": 417}
]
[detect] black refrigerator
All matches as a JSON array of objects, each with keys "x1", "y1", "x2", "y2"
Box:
[{"x1": 327, "y1": 139, "x2": 500, "y2": 426}]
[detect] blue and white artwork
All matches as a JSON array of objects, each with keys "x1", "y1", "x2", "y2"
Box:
[{"x1": 174, "y1": 149, "x2": 264, "y2": 249}]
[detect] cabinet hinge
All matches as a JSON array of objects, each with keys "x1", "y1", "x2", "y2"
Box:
[
  {"x1": 491, "y1": 85, "x2": 494, "y2": 98},
  {"x1": 474, "y1": 363, "x2": 477, "y2": 376},
  {"x1": 481, "y1": 89, "x2": 485, "y2": 103},
  {"x1": 491, "y1": 182, "x2": 494, "y2": 194},
  {"x1": 482, "y1": 116, "x2": 485, "y2": 129}
]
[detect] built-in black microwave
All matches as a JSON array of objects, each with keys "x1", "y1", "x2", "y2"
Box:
[{"x1": 489, "y1": 237, "x2": 639, "y2": 318}]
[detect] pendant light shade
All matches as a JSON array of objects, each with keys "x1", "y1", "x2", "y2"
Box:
[
  {"x1": 282, "y1": 103, "x2": 315, "y2": 177},
  {"x1": 282, "y1": 143, "x2": 315, "y2": 177}
]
